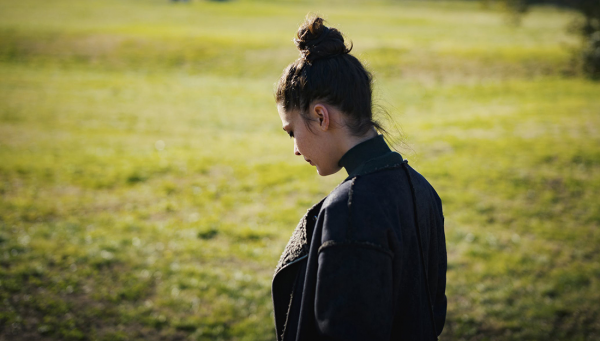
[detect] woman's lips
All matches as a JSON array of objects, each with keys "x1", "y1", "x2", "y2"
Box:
[{"x1": 305, "y1": 159, "x2": 313, "y2": 165}]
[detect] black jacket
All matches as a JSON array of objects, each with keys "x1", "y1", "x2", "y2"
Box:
[{"x1": 272, "y1": 136, "x2": 447, "y2": 341}]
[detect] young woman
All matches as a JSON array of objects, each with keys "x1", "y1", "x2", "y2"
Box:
[{"x1": 272, "y1": 16, "x2": 447, "y2": 341}]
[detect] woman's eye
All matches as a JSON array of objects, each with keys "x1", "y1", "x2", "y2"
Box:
[{"x1": 288, "y1": 131, "x2": 294, "y2": 138}]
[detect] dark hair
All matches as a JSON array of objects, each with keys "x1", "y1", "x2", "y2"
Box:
[{"x1": 275, "y1": 15, "x2": 384, "y2": 136}]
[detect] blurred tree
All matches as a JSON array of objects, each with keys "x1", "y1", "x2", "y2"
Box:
[{"x1": 497, "y1": 0, "x2": 600, "y2": 79}]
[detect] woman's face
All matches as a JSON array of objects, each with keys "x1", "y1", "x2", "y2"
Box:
[{"x1": 277, "y1": 103, "x2": 342, "y2": 176}]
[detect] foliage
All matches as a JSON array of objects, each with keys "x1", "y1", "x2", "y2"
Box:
[
  {"x1": 0, "y1": 0, "x2": 599, "y2": 340},
  {"x1": 496, "y1": 0, "x2": 600, "y2": 79},
  {"x1": 582, "y1": 30, "x2": 600, "y2": 78}
]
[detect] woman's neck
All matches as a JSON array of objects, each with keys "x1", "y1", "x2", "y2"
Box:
[{"x1": 339, "y1": 127, "x2": 378, "y2": 156}]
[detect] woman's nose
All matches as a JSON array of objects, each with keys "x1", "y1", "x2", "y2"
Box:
[{"x1": 294, "y1": 141, "x2": 301, "y2": 156}]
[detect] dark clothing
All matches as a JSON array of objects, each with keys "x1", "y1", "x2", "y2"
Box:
[{"x1": 272, "y1": 135, "x2": 447, "y2": 341}]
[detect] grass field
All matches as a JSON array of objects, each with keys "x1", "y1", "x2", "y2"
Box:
[{"x1": 1, "y1": 0, "x2": 599, "y2": 340}]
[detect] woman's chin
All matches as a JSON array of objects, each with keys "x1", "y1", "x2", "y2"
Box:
[{"x1": 316, "y1": 165, "x2": 341, "y2": 177}]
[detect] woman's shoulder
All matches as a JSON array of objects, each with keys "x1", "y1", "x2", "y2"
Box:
[
  {"x1": 318, "y1": 171, "x2": 402, "y2": 245},
  {"x1": 323, "y1": 168, "x2": 402, "y2": 209},
  {"x1": 321, "y1": 165, "x2": 441, "y2": 219},
  {"x1": 322, "y1": 179, "x2": 352, "y2": 208}
]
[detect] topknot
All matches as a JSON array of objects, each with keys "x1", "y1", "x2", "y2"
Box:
[
  {"x1": 293, "y1": 15, "x2": 352, "y2": 64},
  {"x1": 276, "y1": 14, "x2": 384, "y2": 138}
]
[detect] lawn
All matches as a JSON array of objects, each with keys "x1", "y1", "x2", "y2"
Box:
[{"x1": 0, "y1": 0, "x2": 599, "y2": 340}]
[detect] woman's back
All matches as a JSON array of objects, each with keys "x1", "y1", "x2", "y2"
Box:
[{"x1": 272, "y1": 136, "x2": 446, "y2": 340}]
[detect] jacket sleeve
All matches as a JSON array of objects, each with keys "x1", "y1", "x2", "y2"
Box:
[{"x1": 314, "y1": 240, "x2": 395, "y2": 340}]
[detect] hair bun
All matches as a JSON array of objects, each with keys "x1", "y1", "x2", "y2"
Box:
[{"x1": 294, "y1": 15, "x2": 351, "y2": 64}]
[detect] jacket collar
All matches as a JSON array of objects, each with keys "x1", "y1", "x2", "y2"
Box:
[{"x1": 339, "y1": 134, "x2": 404, "y2": 180}]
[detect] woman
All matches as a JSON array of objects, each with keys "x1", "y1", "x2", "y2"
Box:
[{"x1": 272, "y1": 16, "x2": 447, "y2": 341}]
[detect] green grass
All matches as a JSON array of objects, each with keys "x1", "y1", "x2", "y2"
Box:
[{"x1": 1, "y1": 0, "x2": 599, "y2": 340}]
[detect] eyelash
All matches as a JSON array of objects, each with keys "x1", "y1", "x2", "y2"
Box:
[{"x1": 288, "y1": 131, "x2": 294, "y2": 139}]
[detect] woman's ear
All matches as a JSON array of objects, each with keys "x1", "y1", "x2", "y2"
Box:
[{"x1": 313, "y1": 104, "x2": 330, "y2": 131}]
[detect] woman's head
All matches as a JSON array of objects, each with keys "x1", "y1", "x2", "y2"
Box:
[
  {"x1": 276, "y1": 15, "x2": 383, "y2": 176},
  {"x1": 276, "y1": 15, "x2": 382, "y2": 137}
]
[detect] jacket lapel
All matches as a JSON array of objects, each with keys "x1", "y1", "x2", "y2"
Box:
[{"x1": 274, "y1": 198, "x2": 325, "y2": 276}]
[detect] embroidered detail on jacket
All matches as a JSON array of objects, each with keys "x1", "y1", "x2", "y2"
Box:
[
  {"x1": 274, "y1": 199, "x2": 325, "y2": 275},
  {"x1": 274, "y1": 217, "x2": 307, "y2": 275},
  {"x1": 318, "y1": 240, "x2": 394, "y2": 257}
]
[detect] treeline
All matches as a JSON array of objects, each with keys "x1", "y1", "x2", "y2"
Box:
[{"x1": 497, "y1": 0, "x2": 600, "y2": 79}]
